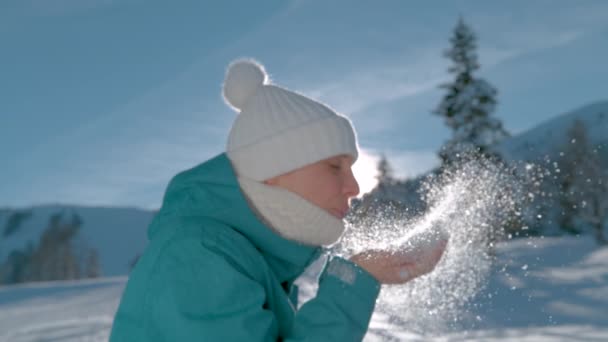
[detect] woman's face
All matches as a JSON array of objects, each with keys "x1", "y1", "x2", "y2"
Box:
[{"x1": 264, "y1": 155, "x2": 360, "y2": 219}]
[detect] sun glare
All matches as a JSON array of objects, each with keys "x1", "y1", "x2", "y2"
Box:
[{"x1": 352, "y1": 149, "x2": 379, "y2": 197}]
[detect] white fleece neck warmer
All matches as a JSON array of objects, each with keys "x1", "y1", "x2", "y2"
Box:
[{"x1": 237, "y1": 176, "x2": 345, "y2": 247}]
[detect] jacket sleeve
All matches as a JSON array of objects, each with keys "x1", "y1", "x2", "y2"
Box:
[
  {"x1": 289, "y1": 257, "x2": 381, "y2": 341},
  {"x1": 149, "y1": 241, "x2": 380, "y2": 341}
]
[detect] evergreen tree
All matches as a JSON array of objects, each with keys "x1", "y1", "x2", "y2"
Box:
[
  {"x1": 85, "y1": 248, "x2": 101, "y2": 278},
  {"x1": 560, "y1": 121, "x2": 608, "y2": 244},
  {"x1": 435, "y1": 17, "x2": 509, "y2": 165},
  {"x1": 0, "y1": 245, "x2": 33, "y2": 284},
  {"x1": 557, "y1": 120, "x2": 588, "y2": 234},
  {"x1": 28, "y1": 212, "x2": 83, "y2": 281},
  {"x1": 0, "y1": 211, "x2": 101, "y2": 284},
  {"x1": 3, "y1": 210, "x2": 32, "y2": 237},
  {"x1": 376, "y1": 154, "x2": 394, "y2": 185}
]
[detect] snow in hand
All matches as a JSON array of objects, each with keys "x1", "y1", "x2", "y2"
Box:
[{"x1": 336, "y1": 156, "x2": 522, "y2": 334}]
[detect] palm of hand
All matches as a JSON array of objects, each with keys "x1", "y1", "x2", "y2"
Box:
[{"x1": 350, "y1": 239, "x2": 447, "y2": 285}]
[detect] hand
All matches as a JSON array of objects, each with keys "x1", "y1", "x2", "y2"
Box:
[{"x1": 350, "y1": 238, "x2": 447, "y2": 285}]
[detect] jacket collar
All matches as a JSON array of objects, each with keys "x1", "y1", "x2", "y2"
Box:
[{"x1": 148, "y1": 153, "x2": 321, "y2": 283}]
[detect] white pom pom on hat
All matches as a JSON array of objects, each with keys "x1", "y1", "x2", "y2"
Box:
[
  {"x1": 224, "y1": 58, "x2": 359, "y2": 181},
  {"x1": 223, "y1": 59, "x2": 268, "y2": 112}
]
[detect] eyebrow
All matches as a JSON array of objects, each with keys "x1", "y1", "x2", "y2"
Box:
[
  {"x1": 326, "y1": 155, "x2": 352, "y2": 164},
  {"x1": 337, "y1": 155, "x2": 354, "y2": 165}
]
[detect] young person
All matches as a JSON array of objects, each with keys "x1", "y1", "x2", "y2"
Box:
[{"x1": 110, "y1": 60, "x2": 446, "y2": 341}]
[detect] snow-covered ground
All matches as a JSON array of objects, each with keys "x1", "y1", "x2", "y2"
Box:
[
  {"x1": 0, "y1": 235, "x2": 606, "y2": 341},
  {"x1": 0, "y1": 277, "x2": 124, "y2": 342},
  {"x1": 366, "y1": 236, "x2": 608, "y2": 341}
]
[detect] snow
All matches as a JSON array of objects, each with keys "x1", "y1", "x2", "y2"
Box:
[
  {"x1": 499, "y1": 101, "x2": 608, "y2": 161},
  {"x1": 0, "y1": 236, "x2": 606, "y2": 341},
  {"x1": 0, "y1": 277, "x2": 125, "y2": 342}
]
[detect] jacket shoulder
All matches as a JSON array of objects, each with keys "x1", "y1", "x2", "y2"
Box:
[{"x1": 159, "y1": 219, "x2": 269, "y2": 285}]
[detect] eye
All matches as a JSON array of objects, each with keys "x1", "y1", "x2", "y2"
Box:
[{"x1": 328, "y1": 160, "x2": 342, "y2": 171}]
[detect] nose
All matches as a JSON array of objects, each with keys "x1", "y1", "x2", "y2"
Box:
[{"x1": 344, "y1": 168, "x2": 360, "y2": 198}]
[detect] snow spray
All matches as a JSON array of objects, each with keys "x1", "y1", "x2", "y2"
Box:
[{"x1": 337, "y1": 156, "x2": 525, "y2": 333}]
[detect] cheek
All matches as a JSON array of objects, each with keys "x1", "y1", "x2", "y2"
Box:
[
  {"x1": 308, "y1": 174, "x2": 343, "y2": 205},
  {"x1": 284, "y1": 166, "x2": 346, "y2": 210}
]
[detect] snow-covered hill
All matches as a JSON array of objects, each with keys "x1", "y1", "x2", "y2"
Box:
[
  {"x1": 0, "y1": 236, "x2": 605, "y2": 341},
  {"x1": 499, "y1": 101, "x2": 608, "y2": 161},
  {"x1": 0, "y1": 205, "x2": 154, "y2": 278}
]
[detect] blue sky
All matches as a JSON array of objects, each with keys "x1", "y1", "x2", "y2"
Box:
[{"x1": 2, "y1": 0, "x2": 607, "y2": 209}]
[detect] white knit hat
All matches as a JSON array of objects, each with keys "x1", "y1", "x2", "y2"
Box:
[{"x1": 223, "y1": 59, "x2": 359, "y2": 181}]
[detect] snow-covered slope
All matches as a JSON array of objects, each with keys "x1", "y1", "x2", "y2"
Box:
[
  {"x1": 0, "y1": 236, "x2": 605, "y2": 341},
  {"x1": 0, "y1": 205, "x2": 154, "y2": 277},
  {"x1": 499, "y1": 101, "x2": 608, "y2": 161}
]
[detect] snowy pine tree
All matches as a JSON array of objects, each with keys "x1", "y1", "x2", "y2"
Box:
[
  {"x1": 85, "y1": 249, "x2": 101, "y2": 278},
  {"x1": 27, "y1": 212, "x2": 83, "y2": 282},
  {"x1": 557, "y1": 120, "x2": 588, "y2": 234},
  {"x1": 376, "y1": 154, "x2": 394, "y2": 185},
  {"x1": 560, "y1": 120, "x2": 608, "y2": 244},
  {"x1": 435, "y1": 17, "x2": 509, "y2": 165}
]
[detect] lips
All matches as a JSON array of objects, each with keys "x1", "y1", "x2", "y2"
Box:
[{"x1": 329, "y1": 207, "x2": 348, "y2": 219}]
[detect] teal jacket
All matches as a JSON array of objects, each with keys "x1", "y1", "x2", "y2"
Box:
[{"x1": 110, "y1": 154, "x2": 380, "y2": 341}]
